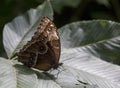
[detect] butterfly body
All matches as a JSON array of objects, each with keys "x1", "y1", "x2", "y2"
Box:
[{"x1": 18, "y1": 17, "x2": 61, "y2": 71}]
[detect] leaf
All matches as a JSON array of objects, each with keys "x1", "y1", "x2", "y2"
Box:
[
  {"x1": 36, "y1": 72, "x2": 61, "y2": 88},
  {"x1": 1, "y1": 51, "x2": 120, "y2": 88},
  {"x1": 0, "y1": 57, "x2": 16, "y2": 88},
  {"x1": 0, "y1": 57, "x2": 39, "y2": 88},
  {"x1": 51, "y1": 0, "x2": 81, "y2": 13},
  {"x1": 40, "y1": 48, "x2": 120, "y2": 88},
  {"x1": 58, "y1": 20, "x2": 120, "y2": 62},
  {"x1": 14, "y1": 64, "x2": 38, "y2": 88},
  {"x1": 3, "y1": 0, "x2": 53, "y2": 59},
  {"x1": 52, "y1": 49, "x2": 120, "y2": 88},
  {"x1": 96, "y1": 0, "x2": 110, "y2": 6}
]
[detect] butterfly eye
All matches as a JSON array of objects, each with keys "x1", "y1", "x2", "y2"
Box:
[{"x1": 39, "y1": 44, "x2": 48, "y2": 54}]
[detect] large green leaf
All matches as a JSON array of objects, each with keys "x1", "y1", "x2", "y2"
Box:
[
  {"x1": 58, "y1": 20, "x2": 120, "y2": 62},
  {"x1": 51, "y1": 0, "x2": 81, "y2": 13},
  {"x1": 3, "y1": 0, "x2": 53, "y2": 59},
  {"x1": 14, "y1": 64, "x2": 38, "y2": 88},
  {"x1": 0, "y1": 57, "x2": 41, "y2": 88},
  {"x1": 1, "y1": 50, "x2": 120, "y2": 88},
  {"x1": 55, "y1": 49, "x2": 120, "y2": 88},
  {"x1": 36, "y1": 72, "x2": 61, "y2": 88},
  {"x1": 96, "y1": 0, "x2": 110, "y2": 6},
  {"x1": 0, "y1": 57, "x2": 16, "y2": 88}
]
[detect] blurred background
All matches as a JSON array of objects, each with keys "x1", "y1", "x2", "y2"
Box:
[{"x1": 0, "y1": 0, "x2": 120, "y2": 58}]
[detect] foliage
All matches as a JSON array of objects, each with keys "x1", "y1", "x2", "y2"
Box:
[{"x1": 0, "y1": 0, "x2": 120, "y2": 88}]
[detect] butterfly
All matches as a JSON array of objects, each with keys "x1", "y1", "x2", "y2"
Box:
[{"x1": 18, "y1": 16, "x2": 61, "y2": 71}]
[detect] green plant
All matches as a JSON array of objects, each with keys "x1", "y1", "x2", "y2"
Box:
[{"x1": 1, "y1": 0, "x2": 120, "y2": 88}]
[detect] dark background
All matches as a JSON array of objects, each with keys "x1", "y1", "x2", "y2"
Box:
[{"x1": 0, "y1": 0, "x2": 120, "y2": 58}]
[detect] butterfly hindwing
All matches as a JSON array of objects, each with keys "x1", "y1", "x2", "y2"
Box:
[{"x1": 18, "y1": 17, "x2": 61, "y2": 71}]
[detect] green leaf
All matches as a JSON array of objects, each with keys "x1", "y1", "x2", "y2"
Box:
[
  {"x1": 58, "y1": 20, "x2": 120, "y2": 62},
  {"x1": 51, "y1": 0, "x2": 81, "y2": 13},
  {"x1": 14, "y1": 64, "x2": 38, "y2": 88},
  {"x1": 36, "y1": 72, "x2": 61, "y2": 88},
  {"x1": 0, "y1": 57, "x2": 39, "y2": 88},
  {"x1": 1, "y1": 51, "x2": 120, "y2": 88},
  {"x1": 0, "y1": 57, "x2": 16, "y2": 88},
  {"x1": 96, "y1": 0, "x2": 110, "y2": 6},
  {"x1": 55, "y1": 49, "x2": 120, "y2": 88},
  {"x1": 3, "y1": 0, "x2": 53, "y2": 59}
]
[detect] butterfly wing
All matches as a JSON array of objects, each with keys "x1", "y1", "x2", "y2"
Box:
[
  {"x1": 43, "y1": 17, "x2": 61, "y2": 65},
  {"x1": 34, "y1": 17, "x2": 61, "y2": 70},
  {"x1": 18, "y1": 17, "x2": 61, "y2": 71}
]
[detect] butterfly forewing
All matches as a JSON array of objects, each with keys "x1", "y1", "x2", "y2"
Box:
[{"x1": 18, "y1": 17, "x2": 61, "y2": 71}]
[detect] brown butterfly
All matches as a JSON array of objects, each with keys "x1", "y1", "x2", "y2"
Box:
[{"x1": 18, "y1": 16, "x2": 61, "y2": 71}]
